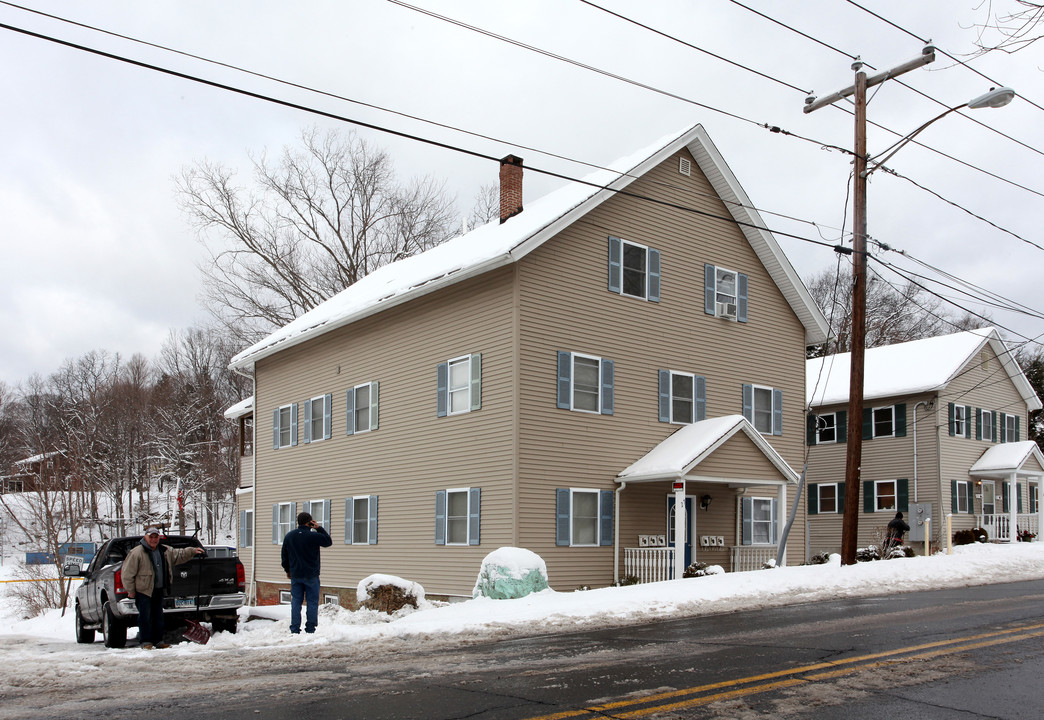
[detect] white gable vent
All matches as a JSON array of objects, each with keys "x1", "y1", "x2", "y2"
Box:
[{"x1": 679, "y1": 157, "x2": 691, "y2": 176}]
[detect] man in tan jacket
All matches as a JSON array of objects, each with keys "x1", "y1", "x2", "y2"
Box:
[{"x1": 122, "y1": 527, "x2": 203, "y2": 649}]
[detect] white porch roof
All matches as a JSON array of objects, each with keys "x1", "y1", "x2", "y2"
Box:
[
  {"x1": 969, "y1": 441, "x2": 1044, "y2": 480},
  {"x1": 616, "y1": 414, "x2": 800, "y2": 485},
  {"x1": 223, "y1": 395, "x2": 254, "y2": 421}
]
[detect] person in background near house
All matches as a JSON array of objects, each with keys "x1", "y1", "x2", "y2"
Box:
[
  {"x1": 281, "y1": 511, "x2": 332, "y2": 634},
  {"x1": 886, "y1": 511, "x2": 910, "y2": 551},
  {"x1": 123, "y1": 527, "x2": 204, "y2": 649}
]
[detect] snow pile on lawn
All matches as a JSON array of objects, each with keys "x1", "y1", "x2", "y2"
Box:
[
  {"x1": 2, "y1": 542, "x2": 1043, "y2": 662},
  {"x1": 473, "y1": 546, "x2": 549, "y2": 599}
]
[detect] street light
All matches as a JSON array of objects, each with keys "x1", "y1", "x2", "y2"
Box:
[{"x1": 804, "y1": 49, "x2": 1015, "y2": 565}]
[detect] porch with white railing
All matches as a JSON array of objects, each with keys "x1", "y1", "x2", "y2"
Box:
[
  {"x1": 978, "y1": 514, "x2": 1039, "y2": 542},
  {"x1": 623, "y1": 545, "x2": 777, "y2": 582},
  {"x1": 730, "y1": 545, "x2": 777, "y2": 572}
]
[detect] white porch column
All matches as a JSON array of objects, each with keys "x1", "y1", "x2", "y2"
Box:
[
  {"x1": 673, "y1": 482, "x2": 685, "y2": 579},
  {"x1": 1037, "y1": 479, "x2": 1043, "y2": 538},
  {"x1": 1009, "y1": 471, "x2": 1018, "y2": 542}
]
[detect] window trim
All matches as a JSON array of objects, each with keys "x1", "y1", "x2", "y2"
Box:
[
  {"x1": 279, "y1": 590, "x2": 292, "y2": 604},
  {"x1": 953, "y1": 404, "x2": 967, "y2": 437},
  {"x1": 873, "y1": 479, "x2": 897, "y2": 512},
  {"x1": 273, "y1": 502, "x2": 293, "y2": 544},
  {"x1": 704, "y1": 264, "x2": 748, "y2": 322},
  {"x1": 555, "y1": 488, "x2": 614, "y2": 547},
  {"x1": 303, "y1": 499, "x2": 328, "y2": 528},
  {"x1": 347, "y1": 381, "x2": 379, "y2": 435},
  {"x1": 303, "y1": 394, "x2": 330, "y2": 444},
  {"x1": 744, "y1": 383, "x2": 782, "y2": 436},
  {"x1": 569, "y1": 488, "x2": 601, "y2": 547},
  {"x1": 871, "y1": 405, "x2": 895, "y2": 439},
  {"x1": 273, "y1": 403, "x2": 298, "y2": 449},
  {"x1": 741, "y1": 496, "x2": 777, "y2": 546},
  {"x1": 345, "y1": 495, "x2": 378, "y2": 545},
  {"x1": 954, "y1": 480, "x2": 972, "y2": 514},
  {"x1": 437, "y1": 354, "x2": 481, "y2": 417},
  {"x1": 1002, "y1": 413, "x2": 1017, "y2": 443},
  {"x1": 239, "y1": 509, "x2": 254, "y2": 548},
  {"x1": 608, "y1": 236, "x2": 660, "y2": 302},
  {"x1": 981, "y1": 409, "x2": 994, "y2": 442},
  {"x1": 817, "y1": 482, "x2": 839, "y2": 514},
  {"x1": 659, "y1": 370, "x2": 705, "y2": 425},
  {"x1": 435, "y1": 487, "x2": 480, "y2": 546},
  {"x1": 816, "y1": 412, "x2": 837, "y2": 444}
]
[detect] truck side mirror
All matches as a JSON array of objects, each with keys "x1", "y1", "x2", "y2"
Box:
[{"x1": 62, "y1": 562, "x2": 83, "y2": 577}]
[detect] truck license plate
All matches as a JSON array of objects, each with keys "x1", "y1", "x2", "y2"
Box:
[{"x1": 175, "y1": 598, "x2": 197, "y2": 608}]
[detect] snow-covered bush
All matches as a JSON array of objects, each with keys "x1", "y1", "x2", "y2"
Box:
[
  {"x1": 473, "y1": 547, "x2": 549, "y2": 599},
  {"x1": 357, "y1": 574, "x2": 425, "y2": 614},
  {"x1": 683, "y1": 561, "x2": 724, "y2": 578}
]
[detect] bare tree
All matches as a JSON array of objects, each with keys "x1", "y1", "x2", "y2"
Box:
[
  {"x1": 967, "y1": 1, "x2": 1044, "y2": 56},
  {"x1": 176, "y1": 128, "x2": 459, "y2": 346},
  {"x1": 467, "y1": 183, "x2": 500, "y2": 229}
]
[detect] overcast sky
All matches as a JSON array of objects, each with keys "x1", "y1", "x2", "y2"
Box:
[{"x1": 2, "y1": 0, "x2": 1042, "y2": 387}]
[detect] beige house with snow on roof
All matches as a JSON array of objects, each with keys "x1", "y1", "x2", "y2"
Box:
[
  {"x1": 805, "y1": 328, "x2": 1043, "y2": 555},
  {"x1": 225, "y1": 124, "x2": 830, "y2": 602}
]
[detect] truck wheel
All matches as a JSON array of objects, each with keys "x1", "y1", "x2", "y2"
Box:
[
  {"x1": 75, "y1": 604, "x2": 95, "y2": 644},
  {"x1": 212, "y1": 616, "x2": 238, "y2": 634},
  {"x1": 102, "y1": 601, "x2": 127, "y2": 648}
]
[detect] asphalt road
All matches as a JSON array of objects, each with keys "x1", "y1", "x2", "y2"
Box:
[{"x1": 12, "y1": 580, "x2": 1044, "y2": 719}]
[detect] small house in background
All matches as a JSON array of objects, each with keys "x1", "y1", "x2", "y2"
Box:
[
  {"x1": 805, "y1": 328, "x2": 1043, "y2": 553},
  {"x1": 226, "y1": 123, "x2": 829, "y2": 603},
  {"x1": 2, "y1": 451, "x2": 79, "y2": 494}
]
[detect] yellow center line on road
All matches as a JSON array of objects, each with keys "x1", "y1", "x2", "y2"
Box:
[{"x1": 522, "y1": 621, "x2": 1044, "y2": 720}]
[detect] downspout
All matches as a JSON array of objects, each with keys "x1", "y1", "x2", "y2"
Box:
[
  {"x1": 614, "y1": 481, "x2": 627, "y2": 584},
  {"x1": 232, "y1": 365, "x2": 257, "y2": 606},
  {"x1": 775, "y1": 463, "x2": 806, "y2": 568}
]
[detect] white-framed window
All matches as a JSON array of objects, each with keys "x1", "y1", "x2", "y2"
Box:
[
  {"x1": 659, "y1": 370, "x2": 705, "y2": 424},
  {"x1": 743, "y1": 384, "x2": 781, "y2": 435},
  {"x1": 273, "y1": 403, "x2": 297, "y2": 449},
  {"x1": 557, "y1": 352, "x2": 614, "y2": 415},
  {"x1": 872, "y1": 406, "x2": 894, "y2": 438},
  {"x1": 716, "y1": 267, "x2": 738, "y2": 306},
  {"x1": 437, "y1": 354, "x2": 481, "y2": 417},
  {"x1": 741, "y1": 497, "x2": 777, "y2": 545},
  {"x1": 435, "y1": 488, "x2": 480, "y2": 546},
  {"x1": 347, "y1": 381, "x2": 379, "y2": 435},
  {"x1": 239, "y1": 509, "x2": 253, "y2": 548},
  {"x1": 817, "y1": 483, "x2": 839, "y2": 513},
  {"x1": 1031, "y1": 485, "x2": 1039, "y2": 514},
  {"x1": 1003, "y1": 413, "x2": 1018, "y2": 442},
  {"x1": 273, "y1": 502, "x2": 293, "y2": 543},
  {"x1": 705, "y1": 264, "x2": 748, "y2": 322},
  {"x1": 981, "y1": 410, "x2": 994, "y2": 442},
  {"x1": 954, "y1": 480, "x2": 972, "y2": 514},
  {"x1": 303, "y1": 499, "x2": 328, "y2": 528},
  {"x1": 555, "y1": 488, "x2": 613, "y2": 547},
  {"x1": 608, "y1": 236, "x2": 660, "y2": 302},
  {"x1": 874, "y1": 480, "x2": 897, "y2": 511},
  {"x1": 324, "y1": 594, "x2": 339, "y2": 605},
  {"x1": 817, "y1": 413, "x2": 837, "y2": 443},
  {"x1": 279, "y1": 590, "x2": 292, "y2": 604},
  {"x1": 953, "y1": 405, "x2": 967, "y2": 437},
  {"x1": 345, "y1": 495, "x2": 378, "y2": 545},
  {"x1": 303, "y1": 394, "x2": 331, "y2": 444}
]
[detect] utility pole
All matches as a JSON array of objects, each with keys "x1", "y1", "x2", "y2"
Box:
[{"x1": 804, "y1": 47, "x2": 935, "y2": 565}]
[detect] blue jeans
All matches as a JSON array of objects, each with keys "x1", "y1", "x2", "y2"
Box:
[
  {"x1": 135, "y1": 590, "x2": 165, "y2": 645},
  {"x1": 289, "y1": 576, "x2": 320, "y2": 633}
]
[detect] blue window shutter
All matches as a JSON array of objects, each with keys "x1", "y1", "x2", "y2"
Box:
[
  {"x1": 599, "y1": 490, "x2": 614, "y2": 546},
  {"x1": 975, "y1": 409, "x2": 982, "y2": 440},
  {"x1": 863, "y1": 481, "x2": 874, "y2": 513},
  {"x1": 837, "y1": 410, "x2": 847, "y2": 441},
  {"x1": 436, "y1": 363, "x2": 448, "y2": 417},
  {"x1": 608, "y1": 236, "x2": 622, "y2": 294},
  {"x1": 344, "y1": 498, "x2": 353, "y2": 544},
  {"x1": 323, "y1": 394, "x2": 332, "y2": 439},
  {"x1": 371, "y1": 382, "x2": 379, "y2": 431},
  {"x1": 948, "y1": 403, "x2": 955, "y2": 436},
  {"x1": 468, "y1": 487, "x2": 481, "y2": 546},
  {"x1": 323, "y1": 499, "x2": 331, "y2": 528},
  {"x1": 741, "y1": 497, "x2": 752, "y2": 545},
  {"x1": 737, "y1": 273, "x2": 749, "y2": 323},
  {"x1": 648, "y1": 248, "x2": 661, "y2": 302},
  {"x1": 273, "y1": 408, "x2": 280, "y2": 450},
  {"x1": 807, "y1": 484, "x2": 819, "y2": 514},
  {"x1": 345, "y1": 388, "x2": 355, "y2": 435},
  {"x1": 862, "y1": 408, "x2": 873, "y2": 440},
  {"x1": 695, "y1": 376, "x2": 706, "y2": 421},
  {"x1": 557, "y1": 352, "x2": 572, "y2": 409},
  {"x1": 239, "y1": 510, "x2": 248, "y2": 546},
  {"x1": 556, "y1": 489, "x2": 571, "y2": 546},
  {"x1": 302, "y1": 399, "x2": 311, "y2": 444},
  {"x1": 435, "y1": 491, "x2": 446, "y2": 545},
  {"x1": 658, "y1": 370, "x2": 670, "y2": 423},
  {"x1": 807, "y1": 414, "x2": 818, "y2": 446},
  {"x1": 704, "y1": 264, "x2": 716, "y2": 314},
  {"x1": 741, "y1": 384, "x2": 753, "y2": 423},
  {"x1": 272, "y1": 504, "x2": 279, "y2": 544},
  {"x1": 772, "y1": 389, "x2": 783, "y2": 436},
  {"x1": 290, "y1": 403, "x2": 298, "y2": 446},
  {"x1": 302, "y1": 500, "x2": 312, "y2": 519},
  {"x1": 369, "y1": 496, "x2": 379, "y2": 545},
  {"x1": 600, "y1": 359, "x2": 614, "y2": 415},
  {"x1": 895, "y1": 404, "x2": 907, "y2": 437},
  {"x1": 964, "y1": 406, "x2": 972, "y2": 438},
  {"x1": 470, "y1": 354, "x2": 482, "y2": 411},
  {"x1": 897, "y1": 479, "x2": 909, "y2": 513}
]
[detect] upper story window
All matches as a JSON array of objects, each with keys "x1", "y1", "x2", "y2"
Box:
[
  {"x1": 659, "y1": 370, "x2": 706, "y2": 424},
  {"x1": 807, "y1": 411, "x2": 847, "y2": 446},
  {"x1": 980, "y1": 409, "x2": 994, "y2": 442},
  {"x1": 435, "y1": 488, "x2": 481, "y2": 546},
  {"x1": 862, "y1": 403, "x2": 906, "y2": 440},
  {"x1": 872, "y1": 406, "x2": 894, "y2": 438},
  {"x1": 949, "y1": 403, "x2": 970, "y2": 438},
  {"x1": 608, "y1": 236, "x2": 660, "y2": 302},
  {"x1": 555, "y1": 488, "x2": 614, "y2": 547},
  {"x1": 347, "y1": 381, "x2": 379, "y2": 435},
  {"x1": 345, "y1": 495, "x2": 378, "y2": 545},
  {"x1": 1002, "y1": 413, "x2": 1019, "y2": 443},
  {"x1": 557, "y1": 351, "x2": 614, "y2": 415},
  {"x1": 743, "y1": 383, "x2": 781, "y2": 435},
  {"x1": 953, "y1": 480, "x2": 972, "y2": 514},
  {"x1": 239, "y1": 509, "x2": 253, "y2": 548},
  {"x1": 437, "y1": 354, "x2": 482, "y2": 417},
  {"x1": 817, "y1": 413, "x2": 836, "y2": 443},
  {"x1": 302, "y1": 394, "x2": 332, "y2": 444},
  {"x1": 272, "y1": 404, "x2": 298, "y2": 449},
  {"x1": 704, "y1": 264, "x2": 748, "y2": 322}
]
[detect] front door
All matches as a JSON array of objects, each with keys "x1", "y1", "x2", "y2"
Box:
[{"x1": 667, "y1": 496, "x2": 694, "y2": 569}]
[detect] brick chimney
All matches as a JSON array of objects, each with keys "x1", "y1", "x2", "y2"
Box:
[{"x1": 499, "y1": 155, "x2": 524, "y2": 223}]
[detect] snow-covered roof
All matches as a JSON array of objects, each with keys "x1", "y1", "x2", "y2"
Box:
[
  {"x1": 806, "y1": 327, "x2": 1042, "y2": 411},
  {"x1": 223, "y1": 396, "x2": 254, "y2": 420},
  {"x1": 14, "y1": 451, "x2": 63, "y2": 467},
  {"x1": 969, "y1": 441, "x2": 1044, "y2": 478},
  {"x1": 230, "y1": 124, "x2": 828, "y2": 370},
  {"x1": 617, "y1": 414, "x2": 799, "y2": 484}
]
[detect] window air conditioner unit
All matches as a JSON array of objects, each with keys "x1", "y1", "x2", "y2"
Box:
[{"x1": 716, "y1": 302, "x2": 737, "y2": 319}]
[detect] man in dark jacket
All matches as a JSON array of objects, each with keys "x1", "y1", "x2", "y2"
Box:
[
  {"x1": 886, "y1": 511, "x2": 911, "y2": 551},
  {"x1": 123, "y1": 527, "x2": 204, "y2": 649},
  {"x1": 281, "y1": 512, "x2": 332, "y2": 634}
]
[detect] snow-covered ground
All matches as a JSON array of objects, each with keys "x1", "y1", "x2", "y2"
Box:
[{"x1": 2, "y1": 542, "x2": 1043, "y2": 676}]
